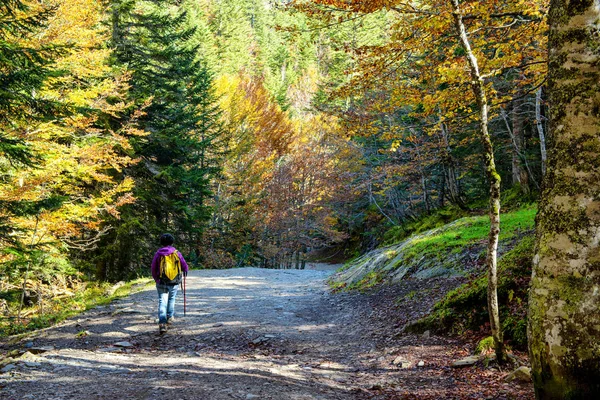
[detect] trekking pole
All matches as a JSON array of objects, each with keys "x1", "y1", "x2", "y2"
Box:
[{"x1": 183, "y1": 274, "x2": 187, "y2": 316}]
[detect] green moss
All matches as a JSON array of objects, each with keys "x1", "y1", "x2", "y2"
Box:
[
  {"x1": 476, "y1": 336, "x2": 495, "y2": 354},
  {"x1": 347, "y1": 271, "x2": 385, "y2": 292},
  {"x1": 382, "y1": 206, "x2": 469, "y2": 245},
  {"x1": 329, "y1": 280, "x2": 348, "y2": 292},
  {"x1": 400, "y1": 207, "x2": 536, "y2": 265},
  {"x1": 332, "y1": 205, "x2": 537, "y2": 293},
  {"x1": 408, "y1": 235, "x2": 535, "y2": 348}
]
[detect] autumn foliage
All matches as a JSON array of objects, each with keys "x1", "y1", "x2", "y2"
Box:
[{"x1": 1, "y1": 0, "x2": 550, "y2": 334}]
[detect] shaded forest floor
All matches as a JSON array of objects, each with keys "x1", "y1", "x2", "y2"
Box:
[{"x1": 0, "y1": 267, "x2": 533, "y2": 399}]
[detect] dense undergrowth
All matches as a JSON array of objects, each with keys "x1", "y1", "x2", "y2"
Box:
[{"x1": 0, "y1": 278, "x2": 152, "y2": 338}]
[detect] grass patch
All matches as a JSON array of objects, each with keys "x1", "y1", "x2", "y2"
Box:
[
  {"x1": 407, "y1": 207, "x2": 535, "y2": 256},
  {"x1": 347, "y1": 271, "x2": 385, "y2": 292},
  {"x1": 330, "y1": 205, "x2": 536, "y2": 292},
  {"x1": 383, "y1": 206, "x2": 469, "y2": 245},
  {"x1": 0, "y1": 278, "x2": 152, "y2": 337},
  {"x1": 395, "y1": 207, "x2": 535, "y2": 271},
  {"x1": 395, "y1": 207, "x2": 535, "y2": 277}
]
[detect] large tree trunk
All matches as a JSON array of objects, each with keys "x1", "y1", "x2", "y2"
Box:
[
  {"x1": 528, "y1": 1, "x2": 600, "y2": 398},
  {"x1": 450, "y1": 0, "x2": 504, "y2": 363}
]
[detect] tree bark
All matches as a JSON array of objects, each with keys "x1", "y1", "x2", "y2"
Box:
[
  {"x1": 439, "y1": 120, "x2": 466, "y2": 208},
  {"x1": 528, "y1": 1, "x2": 600, "y2": 398},
  {"x1": 501, "y1": 109, "x2": 540, "y2": 192},
  {"x1": 511, "y1": 93, "x2": 530, "y2": 193},
  {"x1": 450, "y1": 0, "x2": 504, "y2": 363}
]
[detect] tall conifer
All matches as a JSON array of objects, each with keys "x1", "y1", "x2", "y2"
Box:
[{"x1": 96, "y1": 0, "x2": 222, "y2": 279}]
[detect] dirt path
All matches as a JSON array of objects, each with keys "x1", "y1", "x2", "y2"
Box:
[{"x1": 0, "y1": 267, "x2": 533, "y2": 399}]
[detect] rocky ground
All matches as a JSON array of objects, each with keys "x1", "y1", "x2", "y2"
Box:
[{"x1": 0, "y1": 266, "x2": 533, "y2": 399}]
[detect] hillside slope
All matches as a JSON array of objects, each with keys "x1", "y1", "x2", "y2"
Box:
[
  {"x1": 330, "y1": 208, "x2": 536, "y2": 347},
  {"x1": 331, "y1": 208, "x2": 535, "y2": 291}
]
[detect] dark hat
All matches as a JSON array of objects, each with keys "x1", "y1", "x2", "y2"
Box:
[{"x1": 160, "y1": 233, "x2": 174, "y2": 246}]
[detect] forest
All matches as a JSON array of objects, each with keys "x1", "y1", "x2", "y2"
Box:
[
  {"x1": 1, "y1": 0, "x2": 599, "y2": 398},
  {"x1": 1, "y1": 0, "x2": 546, "y2": 313}
]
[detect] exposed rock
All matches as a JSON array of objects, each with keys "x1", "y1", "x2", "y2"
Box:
[
  {"x1": 97, "y1": 347, "x2": 121, "y2": 353},
  {"x1": 100, "y1": 331, "x2": 128, "y2": 338},
  {"x1": 28, "y1": 346, "x2": 54, "y2": 354},
  {"x1": 452, "y1": 355, "x2": 481, "y2": 368},
  {"x1": 0, "y1": 357, "x2": 15, "y2": 367},
  {"x1": 422, "y1": 330, "x2": 431, "y2": 339},
  {"x1": 392, "y1": 356, "x2": 411, "y2": 369},
  {"x1": 417, "y1": 361, "x2": 425, "y2": 367},
  {"x1": 331, "y1": 221, "x2": 465, "y2": 288},
  {"x1": 504, "y1": 366, "x2": 531, "y2": 383},
  {"x1": 24, "y1": 362, "x2": 41, "y2": 368},
  {"x1": 1, "y1": 364, "x2": 17, "y2": 373},
  {"x1": 18, "y1": 352, "x2": 39, "y2": 362},
  {"x1": 252, "y1": 336, "x2": 271, "y2": 344},
  {"x1": 391, "y1": 357, "x2": 401, "y2": 365},
  {"x1": 114, "y1": 341, "x2": 134, "y2": 348}
]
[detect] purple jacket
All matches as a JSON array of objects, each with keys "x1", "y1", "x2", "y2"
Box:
[{"x1": 151, "y1": 246, "x2": 189, "y2": 283}]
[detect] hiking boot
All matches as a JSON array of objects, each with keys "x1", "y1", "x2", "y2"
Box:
[
  {"x1": 167, "y1": 317, "x2": 175, "y2": 325},
  {"x1": 159, "y1": 323, "x2": 167, "y2": 334}
]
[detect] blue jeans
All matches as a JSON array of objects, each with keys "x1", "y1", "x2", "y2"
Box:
[{"x1": 156, "y1": 283, "x2": 179, "y2": 324}]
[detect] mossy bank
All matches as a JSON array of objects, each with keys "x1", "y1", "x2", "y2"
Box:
[{"x1": 330, "y1": 207, "x2": 536, "y2": 347}]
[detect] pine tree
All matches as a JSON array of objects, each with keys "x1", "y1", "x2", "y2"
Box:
[
  {"x1": 96, "y1": 0, "x2": 222, "y2": 279},
  {"x1": 0, "y1": 0, "x2": 63, "y2": 160}
]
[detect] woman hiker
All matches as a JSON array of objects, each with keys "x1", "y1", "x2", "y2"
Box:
[{"x1": 150, "y1": 233, "x2": 189, "y2": 334}]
